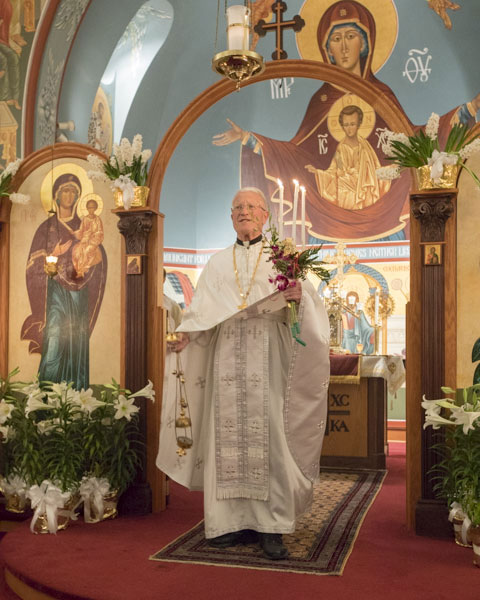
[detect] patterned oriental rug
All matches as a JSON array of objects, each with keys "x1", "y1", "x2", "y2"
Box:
[{"x1": 150, "y1": 468, "x2": 386, "y2": 575}]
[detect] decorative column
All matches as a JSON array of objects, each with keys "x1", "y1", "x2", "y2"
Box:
[
  {"x1": 115, "y1": 207, "x2": 156, "y2": 515},
  {"x1": 0, "y1": 198, "x2": 12, "y2": 378},
  {"x1": 410, "y1": 189, "x2": 455, "y2": 537}
]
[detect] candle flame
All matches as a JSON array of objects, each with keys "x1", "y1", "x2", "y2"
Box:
[
  {"x1": 293, "y1": 179, "x2": 299, "y2": 186},
  {"x1": 300, "y1": 186, "x2": 305, "y2": 192},
  {"x1": 277, "y1": 178, "x2": 283, "y2": 188}
]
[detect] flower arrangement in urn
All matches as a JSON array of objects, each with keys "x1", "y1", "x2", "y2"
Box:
[
  {"x1": 87, "y1": 134, "x2": 152, "y2": 209},
  {"x1": 376, "y1": 114, "x2": 480, "y2": 190},
  {"x1": 0, "y1": 368, "x2": 154, "y2": 533}
]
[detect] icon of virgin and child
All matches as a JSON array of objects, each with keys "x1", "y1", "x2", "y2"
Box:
[
  {"x1": 213, "y1": 0, "x2": 479, "y2": 243},
  {"x1": 21, "y1": 172, "x2": 107, "y2": 390}
]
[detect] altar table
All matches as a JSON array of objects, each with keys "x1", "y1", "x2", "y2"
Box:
[{"x1": 320, "y1": 355, "x2": 405, "y2": 469}]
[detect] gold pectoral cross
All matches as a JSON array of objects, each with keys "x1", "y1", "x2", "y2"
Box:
[{"x1": 238, "y1": 301, "x2": 248, "y2": 310}]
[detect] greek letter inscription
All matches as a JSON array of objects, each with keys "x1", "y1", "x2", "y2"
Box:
[{"x1": 403, "y1": 48, "x2": 432, "y2": 83}]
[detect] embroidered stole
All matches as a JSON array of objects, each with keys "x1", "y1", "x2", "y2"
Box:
[{"x1": 214, "y1": 316, "x2": 269, "y2": 501}]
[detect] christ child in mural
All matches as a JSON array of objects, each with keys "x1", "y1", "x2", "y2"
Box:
[
  {"x1": 72, "y1": 198, "x2": 104, "y2": 278},
  {"x1": 21, "y1": 172, "x2": 107, "y2": 390},
  {"x1": 213, "y1": 0, "x2": 479, "y2": 243},
  {"x1": 306, "y1": 105, "x2": 389, "y2": 211}
]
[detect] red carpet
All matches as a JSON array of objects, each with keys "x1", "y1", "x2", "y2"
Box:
[{"x1": 1, "y1": 443, "x2": 479, "y2": 600}]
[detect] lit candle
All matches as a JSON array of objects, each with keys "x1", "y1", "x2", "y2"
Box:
[
  {"x1": 300, "y1": 185, "x2": 306, "y2": 248},
  {"x1": 292, "y1": 179, "x2": 299, "y2": 246},
  {"x1": 374, "y1": 290, "x2": 379, "y2": 325},
  {"x1": 226, "y1": 5, "x2": 249, "y2": 50},
  {"x1": 277, "y1": 178, "x2": 284, "y2": 240},
  {"x1": 324, "y1": 287, "x2": 331, "y2": 298}
]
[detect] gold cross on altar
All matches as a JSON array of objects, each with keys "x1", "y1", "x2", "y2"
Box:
[
  {"x1": 254, "y1": 1, "x2": 305, "y2": 60},
  {"x1": 322, "y1": 241, "x2": 359, "y2": 289}
]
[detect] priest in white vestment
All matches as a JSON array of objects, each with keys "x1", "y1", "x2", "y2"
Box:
[{"x1": 157, "y1": 188, "x2": 330, "y2": 560}]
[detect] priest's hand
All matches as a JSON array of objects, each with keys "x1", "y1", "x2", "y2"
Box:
[
  {"x1": 168, "y1": 332, "x2": 190, "y2": 353},
  {"x1": 212, "y1": 119, "x2": 245, "y2": 146},
  {"x1": 283, "y1": 280, "x2": 302, "y2": 304}
]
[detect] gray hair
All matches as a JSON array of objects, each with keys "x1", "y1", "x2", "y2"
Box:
[{"x1": 232, "y1": 187, "x2": 268, "y2": 211}]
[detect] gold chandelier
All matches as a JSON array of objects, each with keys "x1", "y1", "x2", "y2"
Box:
[{"x1": 212, "y1": 2, "x2": 265, "y2": 89}]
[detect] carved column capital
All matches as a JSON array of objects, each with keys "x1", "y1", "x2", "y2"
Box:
[
  {"x1": 411, "y1": 191, "x2": 456, "y2": 243},
  {"x1": 115, "y1": 210, "x2": 154, "y2": 255}
]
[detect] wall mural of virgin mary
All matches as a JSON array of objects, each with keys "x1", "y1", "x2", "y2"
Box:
[
  {"x1": 20, "y1": 166, "x2": 107, "y2": 390},
  {"x1": 213, "y1": 0, "x2": 478, "y2": 243}
]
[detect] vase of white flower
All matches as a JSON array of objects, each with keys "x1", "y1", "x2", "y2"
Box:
[
  {"x1": 377, "y1": 113, "x2": 480, "y2": 191},
  {"x1": 87, "y1": 134, "x2": 152, "y2": 209}
]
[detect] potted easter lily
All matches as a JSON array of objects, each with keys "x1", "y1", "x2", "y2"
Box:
[
  {"x1": 79, "y1": 379, "x2": 155, "y2": 523},
  {"x1": 0, "y1": 369, "x2": 155, "y2": 532},
  {"x1": 86, "y1": 134, "x2": 152, "y2": 209},
  {"x1": 423, "y1": 384, "x2": 480, "y2": 555},
  {"x1": 376, "y1": 113, "x2": 480, "y2": 190}
]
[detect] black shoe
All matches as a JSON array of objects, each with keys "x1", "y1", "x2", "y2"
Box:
[
  {"x1": 208, "y1": 529, "x2": 258, "y2": 548},
  {"x1": 259, "y1": 533, "x2": 289, "y2": 560}
]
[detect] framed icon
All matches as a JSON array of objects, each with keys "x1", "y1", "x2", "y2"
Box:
[
  {"x1": 424, "y1": 244, "x2": 441, "y2": 266},
  {"x1": 127, "y1": 255, "x2": 142, "y2": 275}
]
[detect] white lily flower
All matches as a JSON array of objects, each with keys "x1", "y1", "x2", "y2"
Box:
[
  {"x1": 423, "y1": 413, "x2": 455, "y2": 429},
  {"x1": 113, "y1": 394, "x2": 140, "y2": 421},
  {"x1": 450, "y1": 408, "x2": 480, "y2": 434},
  {"x1": 129, "y1": 380, "x2": 155, "y2": 402},
  {"x1": 0, "y1": 400, "x2": 14, "y2": 424},
  {"x1": 73, "y1": 388, "x2": 106, "y2": 413},
  {"x1": 25, "y1": 395, "x2": 50, "y2": 416}
]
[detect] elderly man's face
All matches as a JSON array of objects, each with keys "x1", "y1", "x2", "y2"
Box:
[{"x1": 231, "y1": 191, "x2": 268, "y2": 241}]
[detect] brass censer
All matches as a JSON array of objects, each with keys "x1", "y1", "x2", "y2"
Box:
[
  {"x1": 172, "y1": 354, "x2": 193, "y2": 456},
  {"x1": 165, "y1": 312, "x2": 193, "y2": 456}
]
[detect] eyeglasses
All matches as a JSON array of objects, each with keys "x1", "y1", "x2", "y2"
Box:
[{"x1": 231, "y1": 203, "x2": 267, "y2": 213}]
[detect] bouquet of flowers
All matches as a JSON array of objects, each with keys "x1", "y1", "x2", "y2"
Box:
[
  {"x1": 376, "y1": 113, "x2": 480, "y2": 187},
  {"x1": 87, "y1": 134, "x2": 152, "y2": 208},
  {"x1": 0, "y1": 159, "x2": 30, "y2": 204},
  {"x1": 263, "y1": 222, "x2": 330, "y2": 346}
]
